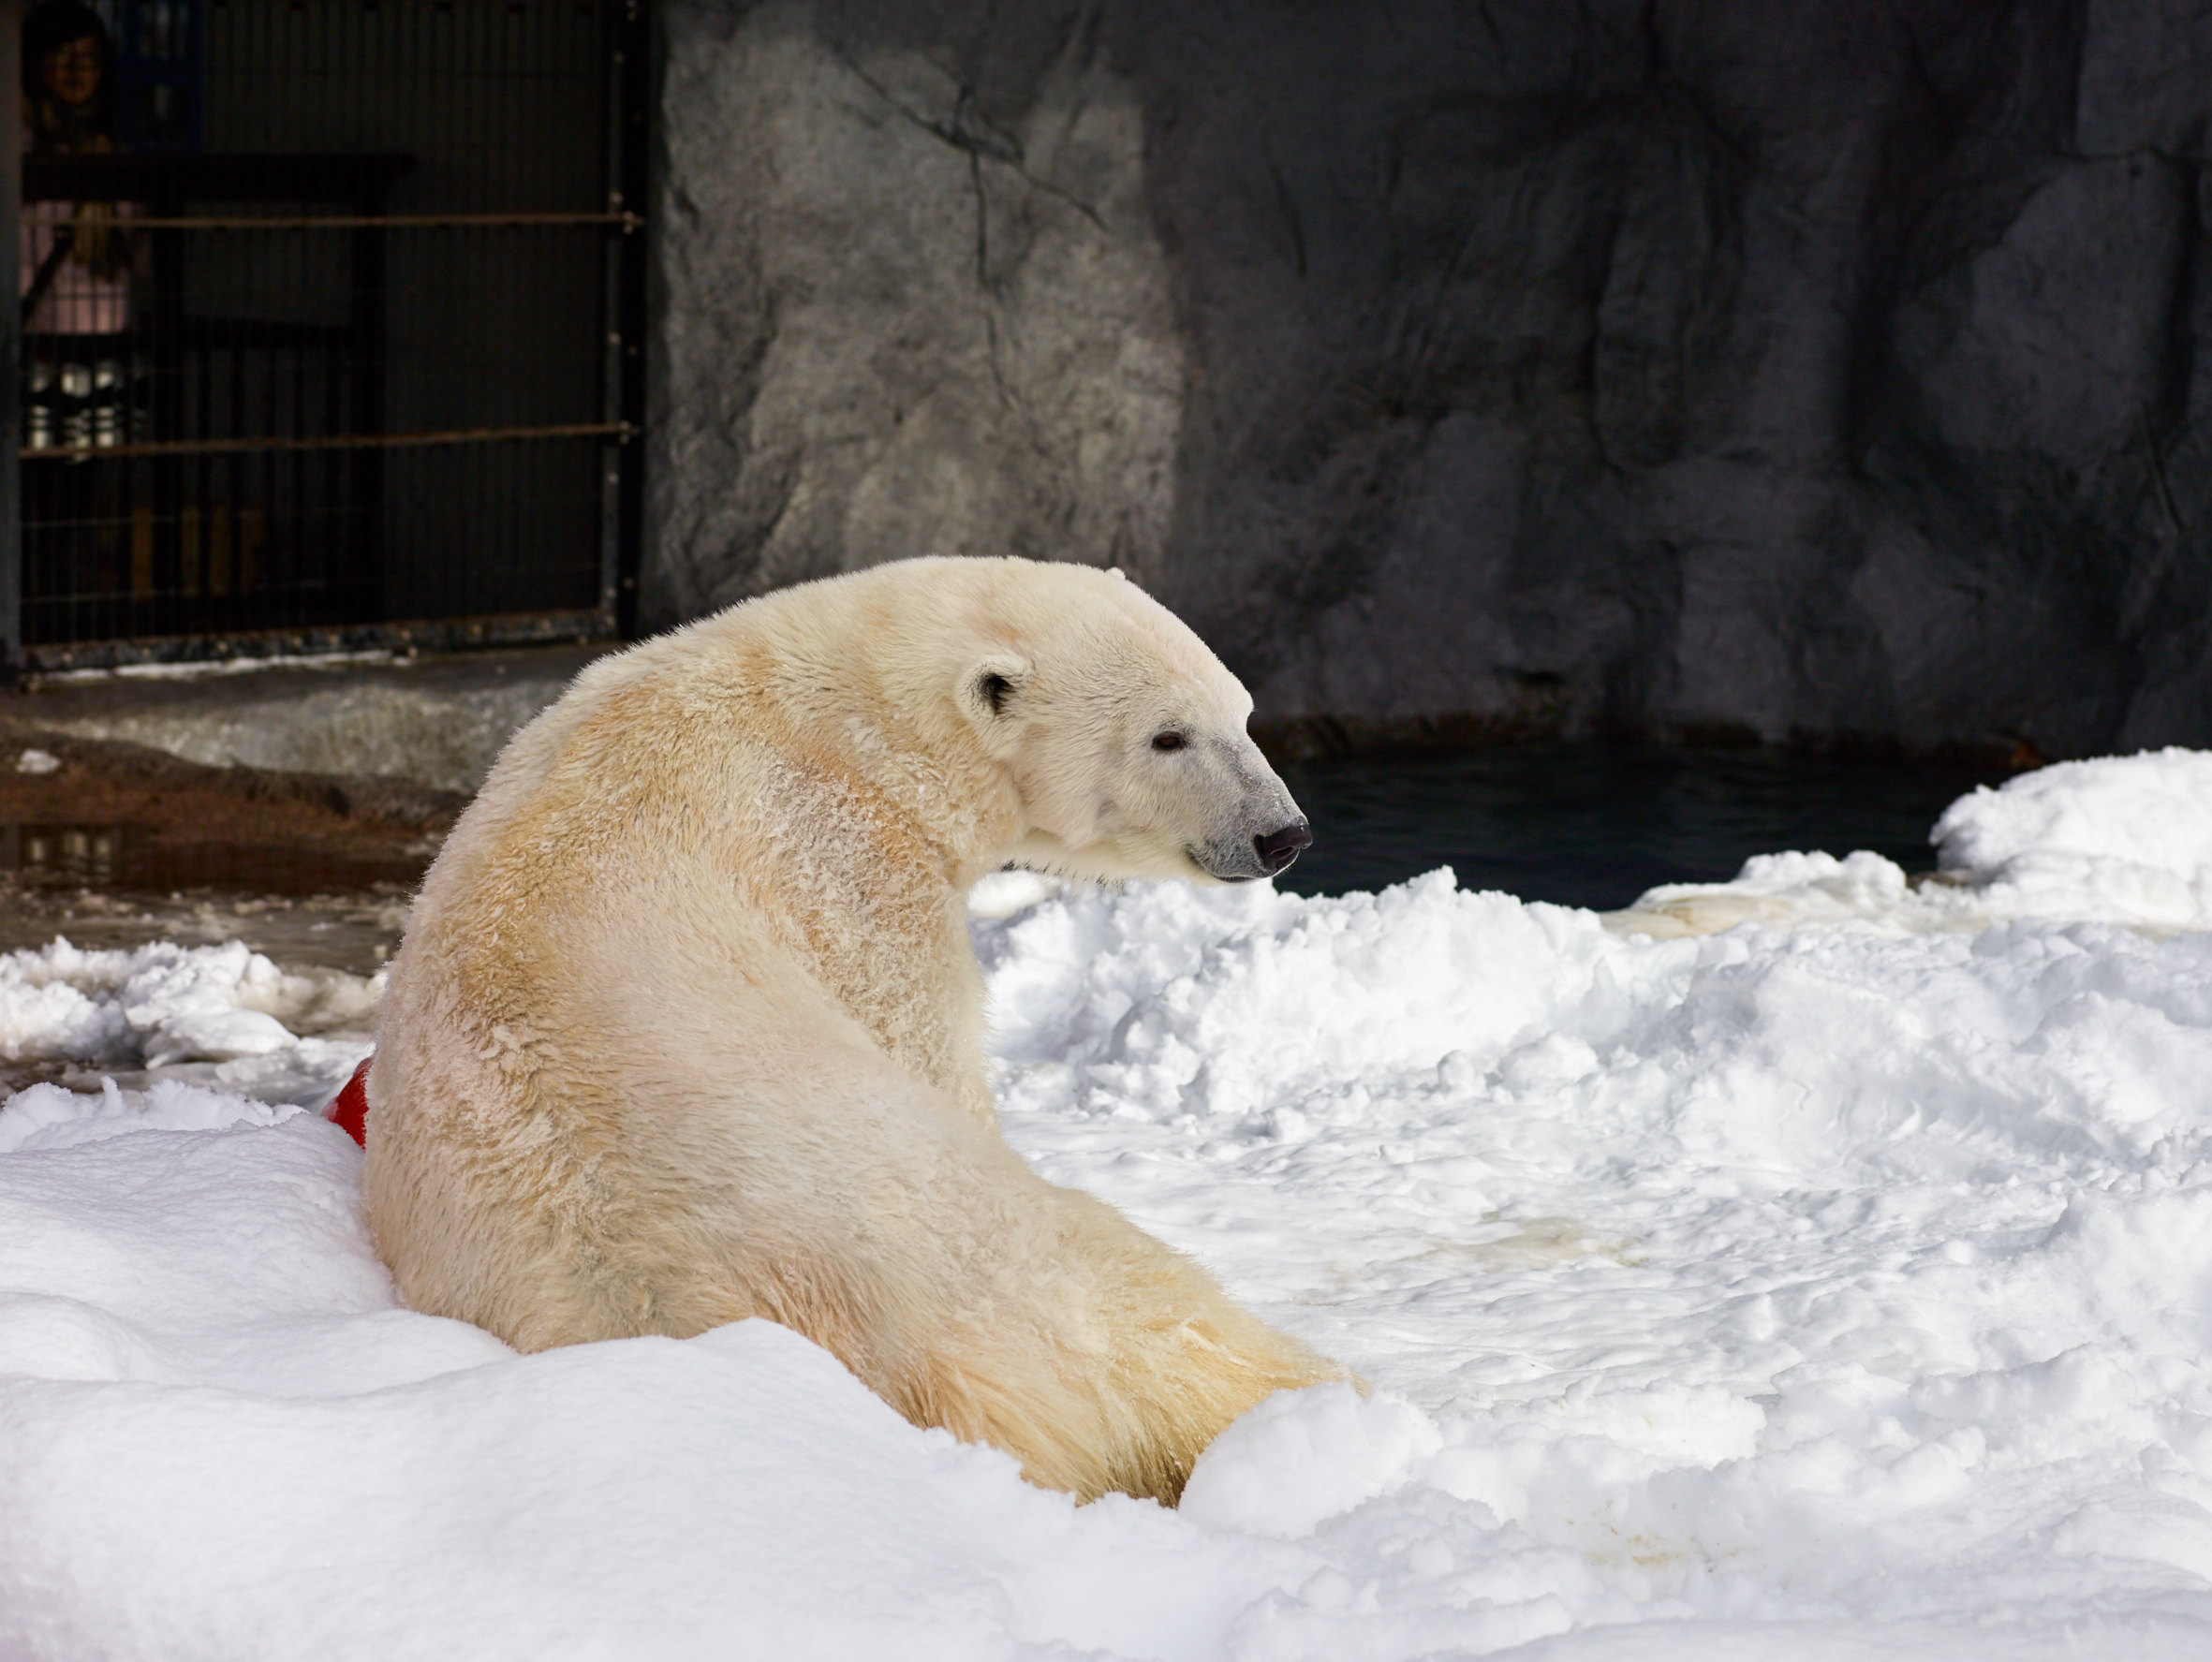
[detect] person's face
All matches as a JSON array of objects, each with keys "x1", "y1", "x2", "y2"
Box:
[{"x1": 41, "y1": 36, "x2": 101, "y2": 108}]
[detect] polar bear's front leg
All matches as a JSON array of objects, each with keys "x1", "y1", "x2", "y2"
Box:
[{"x1": 833, "y1": 1104, "x2": 1344, "y2": 1505}]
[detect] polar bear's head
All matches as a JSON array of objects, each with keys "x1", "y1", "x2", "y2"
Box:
[{"x1": 956, "y1": 566, "x2": 1311, "y2": 886}]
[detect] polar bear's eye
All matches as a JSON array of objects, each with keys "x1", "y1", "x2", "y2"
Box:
[{"x1": 1151, "y1": 731, "x2": 1187, "y2": 753}]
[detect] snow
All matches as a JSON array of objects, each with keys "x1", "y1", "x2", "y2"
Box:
[
  {"x1": 38, "y1": 647, "x2": 404, "y2": 681},
  {"x1": 7, "y1": 748, "x2": 2212, "y2": 1657},
  {"x1": 1615, "y1": 747, "x2": 2212, "y2": 937},
  {"x1": 0, "y1": 937, "x2": 376, "y2": 1116}
]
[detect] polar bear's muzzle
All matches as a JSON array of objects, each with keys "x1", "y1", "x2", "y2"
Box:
[
  {"x1": 1179, "y1": 740, "x2": 1312, "y2": 882},
  {"x1": 1190, "y1": 815, "x2": 1312, "y2": 882}
]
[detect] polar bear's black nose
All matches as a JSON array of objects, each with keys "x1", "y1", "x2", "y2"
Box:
[{"x1": 1253, "y1": 818, "x2": 1312, "y2": 875}]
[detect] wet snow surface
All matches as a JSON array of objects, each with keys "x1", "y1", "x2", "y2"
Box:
[{"x1": 8, "y1": 750, "x2": 2212, "y2": 1658}]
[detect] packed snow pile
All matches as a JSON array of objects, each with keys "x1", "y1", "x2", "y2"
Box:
[
  {"x1": 0, "y1": 938, "x2": 375, "y2": 1124},
  {"x1": 1932, "y1": 747, "x2": 2212, "y2": 925},
  {"x1": 1614, "y1": 747, "x2": 2212, "y2": 937},
  {"x1": 7, "y1": 751, "x2": 2212, "y2": 1658}
]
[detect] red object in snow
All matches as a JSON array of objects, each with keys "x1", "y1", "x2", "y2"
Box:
[{"x1": 328, "y1": 1056, "x2": 373, "y2": 1147}]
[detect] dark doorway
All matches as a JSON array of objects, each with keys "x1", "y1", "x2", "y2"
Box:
[{"x1": 11, "y1": 0, "x2": 646, "y2": 668}]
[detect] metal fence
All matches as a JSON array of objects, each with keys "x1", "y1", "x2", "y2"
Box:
[{"x1": 5, "y1": 0, "x2": 647, "y2": 670}]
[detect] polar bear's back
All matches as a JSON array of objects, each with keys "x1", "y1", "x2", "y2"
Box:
[{"x1": 364, "y1": 574, "x2": 1003, "y2": 1346}]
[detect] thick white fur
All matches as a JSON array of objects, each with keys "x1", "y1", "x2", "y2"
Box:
[{"x1": 362, "y1": 556, "x2": 1340, "y2": 1503}]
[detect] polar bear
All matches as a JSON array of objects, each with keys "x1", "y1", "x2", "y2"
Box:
[{"x1": 361, "y1": 555, "x2": 1340, "y2": 1503}]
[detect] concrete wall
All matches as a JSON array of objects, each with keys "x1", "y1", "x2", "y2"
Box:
[{"x1": 646, "y1": 0, "x2": 2212, "y2": 760}]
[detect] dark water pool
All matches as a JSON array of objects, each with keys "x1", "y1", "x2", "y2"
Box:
[
  {"x1": 1272, "y1": 743, "x2": 2012, "y2": 911},
  {"x1": 0, "y1": 746, "x2": 2013, "y2": 963},
  {"x1": 0, "y1": 824, "x2": 423, "y2": 896}
]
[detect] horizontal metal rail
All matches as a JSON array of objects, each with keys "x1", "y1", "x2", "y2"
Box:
[
  {"x1": 21, "y1": 421, "x2": 634, "y2": 463},
  {"x1": 18, "y1": 607, "x2": 618, "y2": 677},
  {"x1": 16, "y1": 210, "x2": 645, "y2": 231}
]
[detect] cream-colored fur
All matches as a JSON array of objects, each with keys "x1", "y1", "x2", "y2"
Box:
[{"x1": 362, "y1": 556, "x2": 1340, "y2": 1504}]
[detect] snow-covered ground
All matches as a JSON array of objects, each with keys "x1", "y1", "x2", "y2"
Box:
[{"x1": 7, "y1": 749, "x2": 2212, "y2": 1659}]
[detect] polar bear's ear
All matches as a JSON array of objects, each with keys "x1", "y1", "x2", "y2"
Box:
[{"x1": 956, "y1": 653, "x2": 1032, "y2": 731}]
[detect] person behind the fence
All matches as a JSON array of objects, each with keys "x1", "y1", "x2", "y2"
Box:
[{"x1": 20, "y1": 0, "x2": 137, "y2": 453}]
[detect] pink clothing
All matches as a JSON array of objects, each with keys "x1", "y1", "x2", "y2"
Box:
[{"x1": 20, "y1": 197, "x2": 133, "y2": 334}]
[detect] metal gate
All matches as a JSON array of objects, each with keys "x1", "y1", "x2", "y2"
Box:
[{"x1": 3, "y1": 0, "x2": 647, "y2": 670}]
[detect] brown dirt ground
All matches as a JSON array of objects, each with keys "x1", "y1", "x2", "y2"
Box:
[{"x1": 0, "y1": 728, "x2": 463, "y2": 975}]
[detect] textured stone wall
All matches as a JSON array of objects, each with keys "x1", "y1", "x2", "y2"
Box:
[{"x1": 647, "y1": 0, "x2": 2212, "y2": 759}]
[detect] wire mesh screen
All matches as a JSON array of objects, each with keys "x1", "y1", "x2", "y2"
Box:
[{"x1": 17, "y1": 0, "x2": 641, "y2": 660}]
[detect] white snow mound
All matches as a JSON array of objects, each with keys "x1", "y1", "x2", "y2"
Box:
[
  {"x1": 6, "y1": 748, "x2": 2212, "y2": 1658},
  {"x1": 1615, "y1": 746, "x2": 2212, "y2": 936},
  {"x1": 0, "y1": 937, "x2": 374, "y2": 1121}
]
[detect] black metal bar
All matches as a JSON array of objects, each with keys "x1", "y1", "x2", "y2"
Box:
[
  {"x1": 228, "y1": 287, "x2": 245, "y2": 629},
  {"x1": 613, "y1": 0, "x2": 651, "y2": 639},
  {"x1": 597, "y1": 0, "x2": 624, "y2": 626},
  {"x1": 287, "y1": 287, "x2": 305, "y2": 619},
  {"x1": 195, "y1": 249, "x2": 213, "y2": 622},
  {"x1": 350, "y1": 172, "x2": 389, "y2": 623},
  {"x1": 0, "y1": 0, "x2": 21, "y2": 681},
  {"x1": 150, "y1": 177, "x2": 186, "y2": 636}
]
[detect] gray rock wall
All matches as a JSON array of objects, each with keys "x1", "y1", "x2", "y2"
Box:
[{"x1": 647, "y1": 0, "x2": 2212, "y2": 759}]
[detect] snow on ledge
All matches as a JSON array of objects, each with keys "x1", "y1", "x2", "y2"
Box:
[{"x1": 1609, "y1": 746, "x2": 2212, "y2": 938}]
